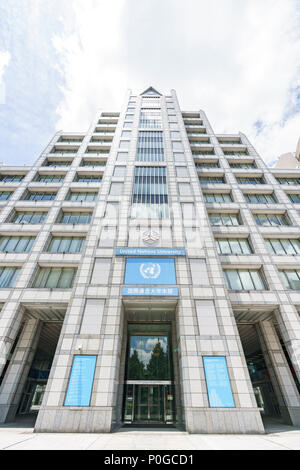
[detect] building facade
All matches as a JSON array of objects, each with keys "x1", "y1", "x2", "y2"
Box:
[{"x1": 0, "y1": 87, "x2": 300, "y2": 434}]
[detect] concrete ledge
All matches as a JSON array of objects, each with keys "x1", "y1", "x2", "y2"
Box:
[
  {"x1": 34, "y1": 407, "x2": 113, "y2": 433},
  {"x1": 185, "y1": 408, "x2": 265, "y2": 434}
]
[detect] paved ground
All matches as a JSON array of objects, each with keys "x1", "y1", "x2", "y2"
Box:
[{"x1": 0, "y1": 417, "x2": 300, "y2": 450}]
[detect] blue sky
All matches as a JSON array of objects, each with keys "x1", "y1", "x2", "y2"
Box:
[{"x1": 0, "y1": 0, "x2": 300, "y2": 166}]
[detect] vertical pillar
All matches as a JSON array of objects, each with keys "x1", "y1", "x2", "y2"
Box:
[
  {"x1": 257, "y1": 319, "x2": 300, "y2": 425},
  {"x1": 0, "y1": 317, "x2": 41, "y2": 423},
  {"x1": 275, "y1": 306, "x2": 300, "y2": 385}
]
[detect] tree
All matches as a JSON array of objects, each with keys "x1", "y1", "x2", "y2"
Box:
[
  {"x1": 128, "y1": 350, "x2": 145, "y2": 379},
  {"x1": 146, "y1": 340, "x2": 169, "y2": 380}
]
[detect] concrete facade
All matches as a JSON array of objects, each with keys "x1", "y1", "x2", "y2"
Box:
[{"x1": 0, "y1": 87, "x2": 299, "y2": 434}]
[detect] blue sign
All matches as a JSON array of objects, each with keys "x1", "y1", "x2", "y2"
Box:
[
  {"x1": 116, "y1": 248, "x2": 185, "y2": 256},
  {"x1": 203, "y1": 356, "x2": 235, "y2": 408},
  {"x1": 65, "y1": 355, "x2": 97, "y2": 407},
  {"x1": 124, "y1": 258, "x2": 176, "y2": 285},
  {"x1": 122, "y1": 286, "x2": 178, "y2": 296}
]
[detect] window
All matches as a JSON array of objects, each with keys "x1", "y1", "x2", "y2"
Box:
[
  {"x1": 59, "y1": 212, "x2": 92, "y2": 224},
  {"x1": 10, "y1": 212, "x2": 47, "y2": 224},
  {"x1": 224, "y1": 269, "x2": 267, "y2": 290},
  {"x1": 137, "y1": 131, "x2": 164, "y2": 162},
  {"x1": 44, "y1": 160, "x2": 71, "y2": 167},
  {"x1": 47, "y1": 237, "x2": 85, "y2": 253},
  {"x1": 74, "y1": 175, "x2": 102, "y2": 183},
  {"x1": 209, "y1": 212, "x2": 241, "y2": 226},
  {"x1": 265, "y1": 239, "x2": 300, "y2": 255},
  {"x1": 67, "y1": 191, "x2": 98, "y2": 202},
  {"x1": 0, "y1": 236, "x2": 35, "y2": 253},
  {"x1": 288, "y1": 194, "x2": 300, "y2": 203},
  {"x1": 176, "y1": 167, "x2": 189, "y2": 178},
  {"x1": 105, "y1": 202, "x2": 119, "y2": 219},
  {"x1": 229, "y1": 162, "x2": 256, "y2": 169},
  {"x1": 25, "y1": 192, "x2": 56, "y2": 201},
  {"x1": 280, "y1": 270, "x2": 300, "y2": 290},
  {"x1": 199, "y1": 176, "x2": 225, "y2": 184},
  {"x1": 131, "y1": 167, "x2": 169, "y2": 219},
  {"x1": 236, "y1": 177, "x2": 265, "y2": 184},
  {"x1": 277, "y1": 178, "x2": 300, "y2": 185},
  {"x1": 216, "y1": 238, "x2": 252, "y2": 255},
  {"x1": 125, "y1": 114, "x2": 134, "y2": 120},
  {"x1": 36, "y1": 175, "x2": 65, "y2": 183},
  {"x1": 0, "y1": 267, "x2": 21, "y2": 287},
  {"x1": 113, "y1": 166, "x2": 126, "y2": 177},
  {"x1": 0, "y1": 175, "x2": 24, "y2": 182},
  {"x1": 139, "y1": 109, "x2": 162, "y2": 129},
  {"x1": 109, "y1": 182, "x2": 124, "y2": 196},
  {"x1": 80, "y1": 160, "x2": 106, "y2": 167},
  {"x1": 254, "y1": 213, "x2": 289, "y2": 226},
  {"x1": 203, "y1": 193, "x2": 232, "y2": 203},
  {"x1": 245, "y1": 193, "x2": 276, "y2": 204},
  {"x1": 0, "y1": 192, "x2": 13, "y2": 200},
  {"x1": 196, "y1": 162, "x2": 219, "y2": 169},
  {"x1": 33, "y1": 267, "x2": 77, "y2": 288}
]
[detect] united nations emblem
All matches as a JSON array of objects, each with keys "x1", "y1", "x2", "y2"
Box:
[
  {"x1": 142, "y1": 230, "x2": 159, "y2": 245},
  {"x1": 139, "y1": 262, "x2": 161, "y2": 279}
]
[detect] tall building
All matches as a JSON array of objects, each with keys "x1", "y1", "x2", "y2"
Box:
[
  {"x1": 274, "y1": 137, "x2": 300, "y2": 169},
  {"x1": 0, "y1": 87, "x2": 300, "y2": 434}
]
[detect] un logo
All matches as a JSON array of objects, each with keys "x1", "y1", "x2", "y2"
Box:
[{"x1": 139, "y1": 263, "x2": 161, "y2": 279}]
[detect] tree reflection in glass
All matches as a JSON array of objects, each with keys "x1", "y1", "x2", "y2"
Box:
[{"x1": 128, "y1": 335, "x2": 171, "y2": 380}]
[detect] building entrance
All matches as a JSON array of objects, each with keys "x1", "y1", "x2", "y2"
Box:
[
  {"x1": 122, "y1": 322, "x2": 176, "y2": 425},
  {"x1": 17, "y1": 322, "x2": 62, "y2": 417},
  {"x1": 124, "y1": 384, "x2": 175, "y2": 424}
]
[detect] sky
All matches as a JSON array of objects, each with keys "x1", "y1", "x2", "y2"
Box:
[{"x1": 0, "y1": 0, "x2": 300, "y2": 167}]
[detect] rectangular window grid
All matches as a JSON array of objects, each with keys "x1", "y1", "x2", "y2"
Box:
[{"x1": 131, "y1": 166, "x2": 169, "y2": 219}]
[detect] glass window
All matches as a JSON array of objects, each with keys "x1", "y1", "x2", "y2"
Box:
[
  {"x1": 0, "y1": 267, "x2": 21, "y2": 287},
  {"x1": 280, "y1": 271, "x2": 300, "y2": 290},
  {"x1": 60, "y1": 212, "x2": 92, "y2": 224},
  {"x1": 224, "y1": 270, "x2": 266, "y2": 290},
  {"x1": 33, "y1": 267, "x2": 76, "y2": 288}
]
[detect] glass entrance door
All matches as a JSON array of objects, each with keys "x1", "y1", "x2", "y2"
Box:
[{"x1": 124, "y1": 384, "x2": 175, "y2": 424}]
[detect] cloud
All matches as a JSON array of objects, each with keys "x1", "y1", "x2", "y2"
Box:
[
  {"x1": 0, "y1": 50, "x2": 10, "y2": 104},
  {"x1": 51, "y1": 0, "x2": 300, "y2": 164}
]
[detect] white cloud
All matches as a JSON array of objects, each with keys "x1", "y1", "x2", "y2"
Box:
[
  {"x1": 0, "y1": 50, "x2": 10, "y2": 103},
  {"x1": 52, "y1": 0, "x2": 300, "y2": 163}
]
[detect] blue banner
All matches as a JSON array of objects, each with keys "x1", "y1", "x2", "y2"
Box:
[
  {"x1": 116, "y1": 248, "x2": 185, "y2": 256},
  {"x1": 122, "y1": 286, "x2": 178, "y2": 296},
  {"x1": 65, "y1": 355, "x2": 97, "y2": 407},
  {"x1": 203, "y1": 356, "x2": 235, "y2": 408},
  {"x1": 124, "y1": 258, "x2": 176, "y2": 285}
]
